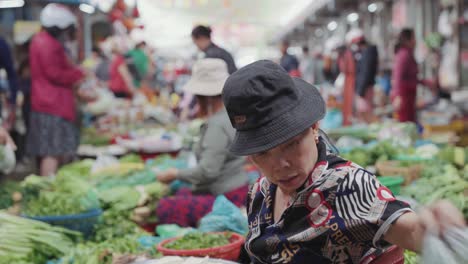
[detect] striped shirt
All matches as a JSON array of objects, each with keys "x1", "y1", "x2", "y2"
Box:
[{"x1": 244, "y1": 140, "x2": 411, "y2": 264}]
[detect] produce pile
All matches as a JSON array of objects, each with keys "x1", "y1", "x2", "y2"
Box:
[
  {"x1": 401, "y1": 162, "x2": 468, "y2": 217},
  {"x1": 164, "y1": 232, "x2": 232, "y2": 250},
  {"x1": 0, "y1": 153, "x2": 189, "y2": 264}
]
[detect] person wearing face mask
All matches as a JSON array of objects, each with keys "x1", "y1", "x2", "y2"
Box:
[
  {"x1": 191, "y1": 25, "x2": 237, "y2": 75},
  {"x1": 346, "y1": 28, "x2": 379, "y2": 124},
  {"x1": 223, "y1": 60, "x2": 465, "y2": 264},
  {"x1": 155, "y1": 59, "x2": 248, "y2": 227},
  {"x1": 27, "y1": 4, "x2": 89, "y2": 176}
]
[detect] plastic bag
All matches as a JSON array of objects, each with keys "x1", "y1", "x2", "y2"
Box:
[
  {"x1": 156, "y1": 224, "x2": 193, "y2": 238},
  {"x1": 198, "y1": 195, "x2": 248, "y2": 235},
  {"x1": 421, "y1": 228, "x2": 468, "y2": 264}
]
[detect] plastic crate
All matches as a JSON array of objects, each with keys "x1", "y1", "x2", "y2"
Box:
[
  {"x1": 377, "y1": 176, "x2": 405, "y2": 195},
  {"x1": 157, "y1": 232, "x2": 245, "y2": 261},
  {"x1": 24, "y1": 208, "x2": 102, "y2": 238}
]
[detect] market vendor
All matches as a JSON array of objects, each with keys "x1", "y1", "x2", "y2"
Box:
[
  {"x1": 27, "y1": 4, "x2": 92, "y2": 176},
  {"x1": 156, "y1": 59, "x2": 248, "y2": 227},
  {"x1": 222, "y1": 60, "x2": 465, "y2": 263}
]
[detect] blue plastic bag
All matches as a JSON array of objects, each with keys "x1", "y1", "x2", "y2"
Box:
[{"x1": 198, "y1": 195, "x2": 248, "y2": 235}]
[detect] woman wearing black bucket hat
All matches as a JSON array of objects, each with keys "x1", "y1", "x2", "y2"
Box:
[{"x1": 223, "y1": 60, "x2": 465, "y2": 263}]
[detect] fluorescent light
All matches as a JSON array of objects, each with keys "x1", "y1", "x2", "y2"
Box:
[
  {"x1": 347, "y1": 13, "x2": 359, "y2": 23},
  {"x1": 327, "y1": 21, "x2": 337, "y2": 31},
  {"x1": 0, "y1": 0, "x2": 25, "y2": 9},
  {"x1": 368, "y1": 3, "x2": 378, "y2": 13},
  {"x1": 79, "y1": 3, "x2": 95, "y2": 14},
  {"x1": 280, "y1": 0, "x2": 328, "y2": 26}
]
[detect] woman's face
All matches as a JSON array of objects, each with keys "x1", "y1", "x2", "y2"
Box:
[{"x1": 250, "y1": 126, "x2": 319, "y2": 195}]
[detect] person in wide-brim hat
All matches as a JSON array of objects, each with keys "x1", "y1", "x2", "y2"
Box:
[
  {"x1": 155, "y1": 58, "x2": 248, "y2": 227},
  {"x1": 222, "y1": 60, "x2": 465, "y2": 263}
]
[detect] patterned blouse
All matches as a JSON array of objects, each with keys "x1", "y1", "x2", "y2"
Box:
[{"x1": 244, "y1": 141, "x2": 412, "y2": 264}]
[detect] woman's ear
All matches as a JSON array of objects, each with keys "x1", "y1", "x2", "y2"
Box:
[{"x1": 312, "y1": 122, "x2": 320, "y2": 130}]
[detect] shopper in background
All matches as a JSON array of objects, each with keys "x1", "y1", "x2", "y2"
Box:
[
  {"x1": 27, "y1": 4, "x2": 88, "y2": 176},
  {"x1": 108, "y1": 39, "x2": 137, "y2": 98},
  {"x1": 339, "y1": 34, "x2": 357, "y2": 126},
  {"x1": 300, "y1": 46, "x2": 325, "y2": 85},
  {"x1": 0, "y1": 36, "x2": 18, "y2": 131},
  {"x1": 348, "y1": 28, "x2": 379, "y2": 123},
  {"x1": 94, "y1": 46, "x2": 111, "y2": 83},
  {"x1": 279, "y1": 40, "x2": 300, "y2": 77},
  {"x1": 223, "y1": 60, "x2": 466, "y2": 263},
  {"x1": 392, "y1": 28, "x2": 433, "y2": 123},
  {"x1": 126, "y1": 40, "x2": 149, "y2": 88},
  {"x1": 156, "y1": 59, "x2": 248, "y2": 227},
  {"x1": 191, "y1": 25, "x2": 237, "y2": 74}
]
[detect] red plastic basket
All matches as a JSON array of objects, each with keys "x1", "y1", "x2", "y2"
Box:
[{"x1": 156, "y1": 232, "x2": 245, "y2": 261}]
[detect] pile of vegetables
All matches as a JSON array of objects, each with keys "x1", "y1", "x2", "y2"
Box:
[
  {"x1": 0, "y1": 181, "x2": 21, "y2": 210},
  {"x1": 340, "y1": 141, "x2": 399, "y2": 167},
  {"x1": 402, "y1": 162, "x2": 468, "y2": 218},
  {"x1": 80, "y1": 127, "x2": 112, "y2": 147},
  {"x1": 0, "y1": 212, "x2": 81, "y2": 264},
  {"x1": 22, "y1": 174, "x2": 100, "y2": 217},
  {"x1": 92, "y1": 209, "x2": 146, "y2": 242},
  {"x1": 164, "y1": 232, "x2": 231, "y2": 250},
  {"x1": 59, "y1": 235, "x2": 147, "y2": 264}
]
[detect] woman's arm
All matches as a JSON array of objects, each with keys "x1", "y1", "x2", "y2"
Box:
[
  {"x1": 177, "y1": 124, "x2": 230, "y2": 185},
  {"x1": 384, "y1": 200, "x2": 465, "y2": 252}
]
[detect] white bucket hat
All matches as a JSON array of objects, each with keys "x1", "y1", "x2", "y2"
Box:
[
  {"x1": 183, "y1": 58, "x2": 229, "y2": 96},
  {"x1": 40, "y1": 3, "x2": 77, "y2": 29}
]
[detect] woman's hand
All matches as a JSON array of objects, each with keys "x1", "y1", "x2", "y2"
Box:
[
  {"x1": 418, "y1": 200, "x2": 465, "y2": 235},
  {"x1": 157, "y1": 168, "x2": 178, "y2": 184},
  {"x1": 392, "y1": 96, "x2": 402, "y2": 111},
  {"x1": 385, "y1": 200, "x2": 466, "y2": 252}
]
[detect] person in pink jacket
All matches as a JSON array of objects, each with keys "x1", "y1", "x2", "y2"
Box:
[{"x1": 27, "y1": 4, "x2": 87, "y2": 176}]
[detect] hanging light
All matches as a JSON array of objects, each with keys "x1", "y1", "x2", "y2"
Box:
[
  {"x1": 79, "y1": 3, "x2": 95, "y2": 14},
  {"x1": 0, "y1": 0, "x2": 24, "y2": 9},
  {"x1": 368, "y1": 3, "x2": 378, "y2": 13},
  {"x1": 327, "y1": 21, "x2": 337, "y2": 31},
  {"x1": 347, "y1": 12, "x2": 359, "y2": 23}
]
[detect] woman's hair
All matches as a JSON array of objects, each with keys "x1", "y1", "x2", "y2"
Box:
[
  {"x1": 191, "y1": 25, "x2": 212, "y2": 39},
  {"x1": 394, "y1": 28, "x2": 414, "y2": 54},
  {"x1": 196, "y1": 95, "x2": 222, "y2": 118}
]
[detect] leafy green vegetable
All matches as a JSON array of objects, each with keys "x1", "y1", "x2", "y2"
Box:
[
  {"x1": 165, "y1": 232, "x2": 231, "y2": 250},
  {"x1": 22, "y1": 174, "x2": 100, "y2": 217},
  {"x1": 0, "y1": 212, "x2": 81, "y2": 263},
  {"x1": 92, "y1": 209, "x2": 146, "y2": 242},
  {"x1": 119, "y1": 153, "x2": 143, "y2": 163},
  {"x1": 0, "y1": 181, "x2": 21, "y2": 209},
  {"x1": 404, "y1": 250, "x2": 419, "y2": 264},
  {"x1": 60, "y1": 235, "x2": 146, "y2": 264}
]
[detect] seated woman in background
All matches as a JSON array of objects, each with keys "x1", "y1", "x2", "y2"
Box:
[{"x1": 155, "y1": 59, "x2": 248, "y2": 227}]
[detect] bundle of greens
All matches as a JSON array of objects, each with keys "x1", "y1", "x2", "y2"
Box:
[
  {"x1": 0, "y1": 212, "x2": 81, "y2": 264},
  {"x1": 60, "y1": 235, "x2": 146, "y2": 264},
  {"x1": 402, "y1": 162, "x2": 468, "y2": 218},
  {"x1": 22, "y1": 174, "x2": 100, "y2": 217}
]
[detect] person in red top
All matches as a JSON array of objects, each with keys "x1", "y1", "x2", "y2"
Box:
[
  {"x1": 108, "y1": 40, "x2": 136, "y2": 98},
  {"x1": 391, "y1": 28, "x2": 433, "y2": 123},
  {"x1": 27, "y1": 4, "x2": 87, "y2": 176}
]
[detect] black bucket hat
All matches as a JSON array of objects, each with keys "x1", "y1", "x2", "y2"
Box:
[{"x1": 222, "y1": 60, "x2": 326, "y2": 156}]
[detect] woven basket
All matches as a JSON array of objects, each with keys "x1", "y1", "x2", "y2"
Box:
[{"x1": 375, "y1": 161, "x2": 422, "y2": 186}]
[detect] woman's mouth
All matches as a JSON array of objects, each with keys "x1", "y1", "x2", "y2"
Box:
[{"x1": 279, "y1": 174, "x2": 299, "y2": 185}]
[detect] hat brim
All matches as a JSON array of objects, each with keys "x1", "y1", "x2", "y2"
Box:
[
  {"x1": 183, "y1": 77, "x2": 227, "y2": 96},
  {"x1": 229, "y1": 78, "x2": 326, "y2": 156}
]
